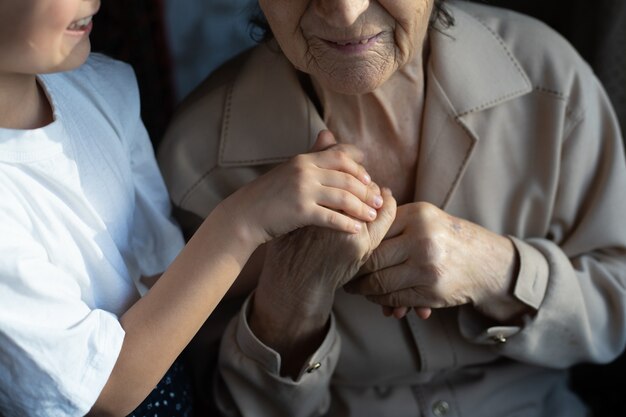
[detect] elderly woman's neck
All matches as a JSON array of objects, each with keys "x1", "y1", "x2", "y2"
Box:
[{"x1": 311, "y1": 47, "x2": 427, "y2": 146}]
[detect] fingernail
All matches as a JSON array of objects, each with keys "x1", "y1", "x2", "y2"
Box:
[
  {"x1": 368, "y1": 208, "x2": 377, "y2": 219},
  {"x1": 363, "y1": 174, "x2": 371, "y2": 184},
  {"x1": 373, "y1": 195, "x2": 383, "y2": 207},
  {"x1": 354, "y1": 222, "x2": 362, "y2": 233}
]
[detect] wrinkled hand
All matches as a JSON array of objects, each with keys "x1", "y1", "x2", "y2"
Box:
[
  {"x1": 345, "y1": 201, "x2": 523, "y2": 322},
  {"x1": 261, "y1": 187, "x2": 397, "y2": 308}
]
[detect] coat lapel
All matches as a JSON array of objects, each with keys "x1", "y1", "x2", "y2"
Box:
[
  {"x1": 218, "y1": 42, "x2": 325, "y2": 167},
  {"x1": 414, "y1": 69, "x2": 478, "y2": 209},
  {"x1": 415, "y1": 3, "x2": 532, "y2": 209}
]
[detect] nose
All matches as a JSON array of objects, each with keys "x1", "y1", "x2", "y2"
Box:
[{"x1": 314, "y1": 0, "x2": 370, "y2": 27}]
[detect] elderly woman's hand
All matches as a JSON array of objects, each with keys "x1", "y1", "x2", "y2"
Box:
[
  {"x1": 249, "y1": 188, "x2": 396, "y2": 378},
  {"x1": 345, "y1": 201, "x2": 532, "y2": 323},
  {"x1": 263, "y1": 187, "x2": 395, "y2": 302}
]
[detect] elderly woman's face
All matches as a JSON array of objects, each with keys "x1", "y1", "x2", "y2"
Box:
[{"x1": 259, "y1": 0, "x2": 434, "y2": 94}]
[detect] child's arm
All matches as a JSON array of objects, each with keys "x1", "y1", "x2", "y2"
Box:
[{"x1": 88, "y1": 131, "x2": 390, "y2": 416}]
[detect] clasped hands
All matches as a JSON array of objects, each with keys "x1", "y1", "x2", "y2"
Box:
[{"x1": 259, "y1": 132, "x2": 520, "y2": 323}]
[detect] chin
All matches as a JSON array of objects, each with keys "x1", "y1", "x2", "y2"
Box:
[
  {"x1": 47, "y1": 41, "x2": 92, "y2": 74},
  {"x1": 318, "y1": 68, "x2": 393, "y2": 95},
  {"x1": 311, "y1": 57, "x2": 395, "y2": 95},
  {"x1": 326, "y1": 78, "x2": 382, "y2": 95}
]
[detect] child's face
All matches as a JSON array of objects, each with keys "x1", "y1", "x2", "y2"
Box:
[{"x1": 0, "y1": 0, "x2": 100, "y2": 75}]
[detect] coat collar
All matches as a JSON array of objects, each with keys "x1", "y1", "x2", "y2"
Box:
[
  {"x1": 414, "y1": 3, "x2": 532, "y2": 208},
  {"x1": 428, "y1": 2, "x2": 531, "y2": 117},
  {"x1": 218, "y1": 2, "x2": 532, "y2": 208},
  {"x1": 218, "y1": 42, "x2": 325, "y2": 167}
]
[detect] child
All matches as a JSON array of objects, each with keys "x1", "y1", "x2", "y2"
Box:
[{"x1": 0, "y1": 0, "x2": 394, "y2": 415}]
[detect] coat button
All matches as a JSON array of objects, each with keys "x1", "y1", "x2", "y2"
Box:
[
  {"x1": 432, "y1": 400, "x2": 450, "y2": 416},
  {"x1": 492, "y1": 333, "x2": 507, "y2": 344},
  {"x1": 306, "y1": 362, "x2": 321, "y2": 373}
]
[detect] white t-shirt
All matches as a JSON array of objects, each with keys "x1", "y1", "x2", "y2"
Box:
[{"x1": 0, "y1": 54, "x2": 185, "y2": 416}]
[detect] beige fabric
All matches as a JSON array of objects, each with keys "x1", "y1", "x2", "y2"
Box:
[{"x1": 158, "y1": 1, "x2": 626, "y2": 416}]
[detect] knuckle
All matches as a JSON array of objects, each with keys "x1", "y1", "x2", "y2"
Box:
[
  {"x1": 290, "y1": 164, "x2": 309, "y2": 185},
  {"x1": 412, "y1": 201, "x2": 437, "y2": 219},
  {"x1": 368, "y1": 181, "x2": 380, "y2": 196},
  {"x1": 347, "y1": 175, "x2": 364, "y2": 195},
  {"x1": 291, "y1": 153, "x2": 308, "y2": 168},
  {"x1": 427, "y1": 238, "x2": 447, "y2": 264},
  {"x1": 339, "y1": 190, "x2": 353, "y2": 208},
  {"x1": 334, "y1": 150, "x2": 351, "y2": 166},
  {"x1": 326, "y1": 210, "x2": 341, "y2": 227}
]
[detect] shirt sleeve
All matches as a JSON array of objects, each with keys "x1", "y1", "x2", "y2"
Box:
[
  {"x1": 0, "y1": 222, "x2": 125, "y2": 417},
  {"x1": 217, "y1": 294, "x2": 341, "y2": 417},
  {"x1": 458, "y1": 74, "x2": 626, "y2": 368},
  {"x1": 119, "y1": 68, "x2": 185, "y2": 286}
]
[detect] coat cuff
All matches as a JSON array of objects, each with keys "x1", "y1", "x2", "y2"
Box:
[
  {"x1": 236, "y1": 292, "x2": 339, "y2": 381},
  {"x1": 458, "y1": 237, "x2": 549, "y2": 345},
  {"x1": 509, "y1": 236, "x2": 549, "y2": 310}
]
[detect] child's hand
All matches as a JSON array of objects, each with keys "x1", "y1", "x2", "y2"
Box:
[{"x1": 228, "y1": 130, "x2": 383, "y2": 245}]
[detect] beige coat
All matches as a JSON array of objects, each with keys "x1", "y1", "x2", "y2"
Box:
[{"x1": 158, "y1": 1, "x2": 626, "y2": 416}]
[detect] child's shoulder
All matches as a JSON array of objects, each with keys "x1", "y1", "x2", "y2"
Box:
[
  {"x1": 44, "y1": 53, "x2": 142, "y2": 132},
  {"x1": 74, "y1": 53, "x2": 135, "y2": 82},
  {"x1": 67, "y1": 53, "x2": 139, "y2": 98}
]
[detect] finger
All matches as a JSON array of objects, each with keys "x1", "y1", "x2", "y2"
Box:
[
  {"x1": 392, "y1": 307, "x2": 409, "y2": 319},
  {"x1": 320, "y1": 171, "x2": 382, "y2": 208},
  {"x1": 384, "y1": 203, "x2": 410, "y2": 240},
  {"x1": 317, "y1": 188, "x2": 378, "y2": 222},
  {"x1": 326, "y1": 143, "x2": 366, "y2": 165},
  {"x1": 309, "y1": 206, "x2": 363, "y2": 234},
  {"x1": 312, "y1": 148, "x2": 370, "y2": 185},
  {"x1": 308, "y1": 129, "x2": 366, "y2": 168},
  {"x1": 309, "y1": 129, "x2": 337, "y2": 152},
  {"x1": 414, "y1": 307, "x2": 432, "y2": 320},
  {"x1": 368, "y1": 188, "x2": 397, "y2": 246},
  {"x1": 359, "y1": 235, "x2": 409, "y2": 275},
  {"x1": 362, "y1": 181, "x2": 383, "y2": 209},
  {"x1": 368, "y1": 182, "x2": 382, "y2": 208},
  {"x1": 345, "y1": 264, "x2": 415, "y2": 296}
]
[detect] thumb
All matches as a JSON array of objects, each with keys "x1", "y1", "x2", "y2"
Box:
[
  {"x1": 309, "y1": 129, "x2": 337, "y2": 153},
  {"x1": 368, "y1": 188, "x2": 397, "y2": 247}
]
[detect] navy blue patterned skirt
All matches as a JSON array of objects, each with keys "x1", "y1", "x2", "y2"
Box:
[{"x1": 126, "y1": 357, "x2": 194, "y2": 417}]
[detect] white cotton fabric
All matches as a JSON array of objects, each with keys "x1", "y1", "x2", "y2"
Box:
[{"x1": 0, "y1": 53, "x2": 185, "y2": 416}]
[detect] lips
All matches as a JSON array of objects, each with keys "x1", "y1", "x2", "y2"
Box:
[
  {"x1": 322, "y1": 32, "x2": 382, "y2": 53},
  {"x1": 329, "y1": 34, "x2": 380, "y2": 47}
]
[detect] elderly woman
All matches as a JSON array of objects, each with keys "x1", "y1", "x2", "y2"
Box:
[{"x1": 158, "y1": 0, "x2": 626, "y2": 416}]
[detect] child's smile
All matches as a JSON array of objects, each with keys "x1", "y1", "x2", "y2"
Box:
[
  {"x1": 0, "y1": 0, "x2": 100, "y2": 75},
  {"x1": 67, "y1": 15, "x2": 94, "y2": 34}
]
